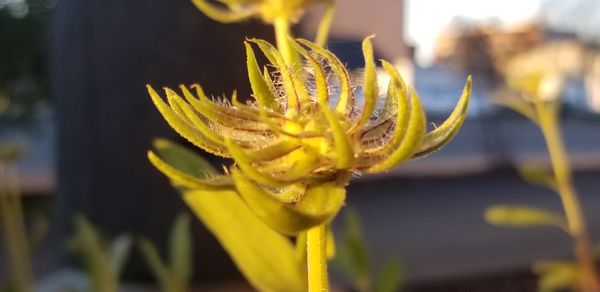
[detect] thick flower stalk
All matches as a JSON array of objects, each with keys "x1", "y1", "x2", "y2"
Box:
[{"x1": 148, "y1": 37, "x2": 470, "y2": 291}]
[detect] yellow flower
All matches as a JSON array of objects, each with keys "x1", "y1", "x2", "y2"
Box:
[
  {"x1": 191, "y1": 0, "x2": 329, "y2": 23},
  {"x1": 147, "y1": 37, "x2": 471, "y2": 235}
]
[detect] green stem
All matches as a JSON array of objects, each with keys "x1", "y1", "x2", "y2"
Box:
[
  {"x1": 535, "y1": 100, "x2": 600, "y2": 291},
  {"x1": 273, "y1": 15, "x2": 298, "y2": 66},
  {"x1": 307, "y1": 224, "x2": 328, "y2": 292},
  {"x1": 0, "y1": 165, "x2": 33, "y2": 292}
]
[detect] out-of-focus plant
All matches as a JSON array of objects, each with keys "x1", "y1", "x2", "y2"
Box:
[
  {"x1": 139, "y1": 213, "x2": 193, "y2": 292},
  {"x1": 485, "y1": 72, "x2": 600, "y2": 292},
  {"x1": 335, "y1": 207, "x2": 402, "y2": 292},
  {"x1": 147, "y1": 1, "x2": 471, "y2": 291},
  {"x1": 69, "y1": 215, "x2": 133, "y2": 292},
  {"x1": 0, "y1": 143, "x2": 32, "y2": 292},
  {"x1": 0, "y1": 0, "x2": 53, "y2": 129}
]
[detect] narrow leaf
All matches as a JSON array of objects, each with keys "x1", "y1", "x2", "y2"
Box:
[
  {"x1": 148, "y1": 151, "x2": 233, "y2": 190},
  {"x1": 152, "y1": 138, "x2": 217, "y2": 178},
  {"x1": 533, "y1": 260, "x2": 578, "y2": 292},
  {"x1": 138, "y1": 237, "x2": 172, "y2": 290},
  {"x1": 71, "y1": 215, "x2": 118, "y2": 292},
  {"x1": 374, "y1": 261, "x2": 403, "y2": 292},
  {"x1": 314, "y1": 1, "x2": 335, "y2": 47},
  {"x1": 519, "y1": 164, "x2": 557, "y2": 190},
  {"x1": 335, "y1": 208, "x2": 370, "y2": 291},
  {"x1": 109, "y1": 235, "x2": 133, "y2": 277},
  {"x1": 169, "y1": 213, "x2": 192, "y2": 284},
  {"x1": 485, "y1": 205, "x2": 566, "y2": 230}
]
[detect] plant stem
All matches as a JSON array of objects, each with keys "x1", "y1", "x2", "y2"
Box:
[
  {"x1": 0, "y1": 165, "x2": 33, "y2": 292},
  {"x1": 535, "y1": 101, "x2": 600, "y2": 291},
  {"x1": 273, "y1": 15, "x2": 298, "y2": 66},
  {"x1": 307, "y1": 224, "x2": 328, "y2": 292}
]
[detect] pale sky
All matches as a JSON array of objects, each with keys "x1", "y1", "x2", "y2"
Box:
[{"x1": 406, "y1": 0, "x2": 542, "y2": 65}]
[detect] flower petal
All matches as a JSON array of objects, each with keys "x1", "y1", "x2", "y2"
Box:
[
  {"x1": 413, "y1": 76, "x2": 471, "y2": 158},
  {"x1": 296, "y1": 38, "x2": 353, "y2": 117},
  {"x1": 366, "y1": 87, "x2": 426, "y2": 173},
  {"x1": 147, "y1": 85, "x2": 230, "y2": 157},
  {"x1": 245, "y1": 41, "x2": 279, "y2": 110},
  {"x1": 351, "y1": 36, "x2": 378, "y2": 133},
  {"x1": 291, "y1": 38, "x2": 355, "y2": 168}
]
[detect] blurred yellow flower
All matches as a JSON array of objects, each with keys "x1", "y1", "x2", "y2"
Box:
[{"x1": 191, "y1": 0, "x2": 329, "y2": 23}]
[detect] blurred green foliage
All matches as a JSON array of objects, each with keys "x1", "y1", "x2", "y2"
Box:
[
  {"x1": 139, "y1": 213, "x2": 193, "y2": 292},
  {"x1": 0, "y1": 0, "x2": 53, "y2": 128},
  {"x1": 70, "y1": 215, "x2": 133, "y2": 292},
  {"x1": 335, "y1": 207, "x2": 403, "y2": 292}
]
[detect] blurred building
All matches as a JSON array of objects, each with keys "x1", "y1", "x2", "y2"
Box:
[{"x1": 302, "y1": 0, "x2": 411, "y2": 62}]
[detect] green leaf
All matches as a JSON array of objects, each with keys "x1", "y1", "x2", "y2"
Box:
[
  {"x1": 485, "y1": 205, "x2": 566, "y2": 230},
  {"x1": 169, "y1": 213, "x2": 192, "y2": 284},
  {"x1": 152, "y1": 140, "x2": 306, "y2": 291},
  {"x1": 231, "y1": 167, "x2": 346, "y2": 235},
  {"x1": 183, "y1": 189, "x2": 307, "y2": 292},
  {"x1": 314, "y1": 1, "x2": 335, "y2": 47},
  {"x1": 109, "y1": 235, "x2": 133, "y2": 277},
  {"x1": 148, "y1": 150, "x2": 233, "y2": 190},
  {"x1": 138, "y1": 237, "x2": 172, "y2": 290},
  {"x1": 518, "y1": 164, "x2": 557, "y2": 190},
  {"x1": 374, "y1": 260, "x2": 403, "y2": 292},
  {"x1": 533, "y1": 260, "x2": 578, "y2": 292},
  {"x1": 148, "y1": 139, "x2": 233, "y2": 190},
  {"x1": 335, "y1": 208, "x2": 370, "y2": 292},
  {"x1": 71, "y1": 215, "x2": 118, "y2": 292}
]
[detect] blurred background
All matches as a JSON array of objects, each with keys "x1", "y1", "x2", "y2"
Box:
[{"x1": 1, "y1": 0, "x2": 600, "y2": 290}]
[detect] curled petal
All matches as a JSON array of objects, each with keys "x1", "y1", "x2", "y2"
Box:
[
  {"x1": 249, "y1": 39, "x2": 300, "y2": 116},
  {"x1": 360, "y1": 61, "x2": 410, "y2": 154},
  {"x1": 290, "y1": 38, "x2": 355, "y2": 168},
  {"x1": 413, "y1": 76, "x2": 472, "y2": 158},
  {"x1": 296, "y1": 38, "x2": 353, "y2": 117},
  {"x1": 179, "y1": 85, "x2": 272, "y2": 132},
  {"x1": 164, "y1": 88, "x2": 224, "y2": 143},
  {"x1": 350, "y1": 35, "x2": 378, "y2": 133},
  {"x1": 147, "y1": 85, "x2": 230, "y2": 157},
  {"x1": 366, "y1": 87, "x2": 427, "y2": 173}
]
